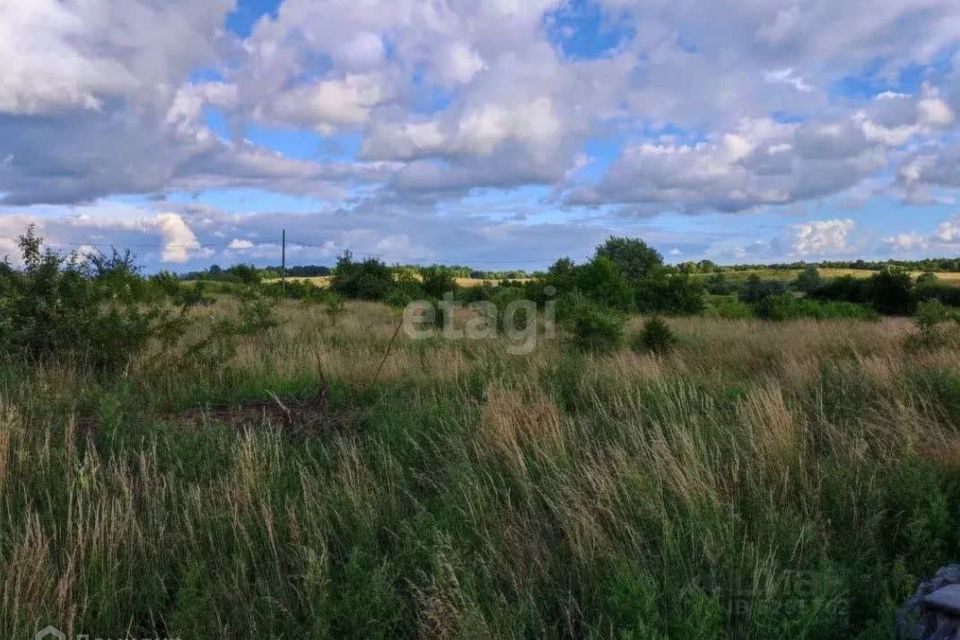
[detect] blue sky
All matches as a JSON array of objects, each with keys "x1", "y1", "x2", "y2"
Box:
[{"x1": 2, "y1": 0, "x2": 960, "y2": 270}]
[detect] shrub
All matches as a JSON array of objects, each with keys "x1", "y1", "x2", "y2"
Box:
[
  {"x1": 635, "y1": 272, "x2": 706, "y2": 315},
  {"x1": 574, "y1": 256, "x2": 635, "y2": 312},
  {"x1": 226, "y1": 264, "x2": 261, "y2": 286},
  {"x1": 916, "y1": 283, "x2": 960, "y2": 307},
  {"x1": 865, "y1": 267, "x2": 916, "y2": 315},
  {"x1": 236, "y1": 291, "x2": 279, "y2": 335},
  {"x1": 0, "y1": 226, "x2": 182, "y2": 373},
  {"x1": 911, "y1": 299, "x2": 952, "y2": 349},
  {"x1": 707, "y1": 299, "x2": 754, "y2": 319},
  {"x1": 490, "y1": 287, "x2": 530, "y2": 331},
  {"x1": 705, "y1": 273, "x2": 736, "y2": 295},
  {"x1": 594, "y1": 236, "x2": 663, "y2": 284},
  {"x1": 570, "y1": 303, "x2": 625, "y2": 352},
  {"x1": 739, "y1": 275, "x2": 788, "y2": 303},
  {"x1": 631, "y1": 316, "x2": 677, "y2": 354},
  {"x1": 330, "y1": 252, "x2": 395, "y2": 300},
  {"x1": 793, "y1": 265, "x2": 823, "y2": 293},
  {"x1": 419, "y1": 266, "x2": 457, "y2": 299},
  {"x1": 810, "y1": 275, "x2": 868, "y2": 304},
  {"x1": 754, "y1": 294, "x2": 879, "y2": 321}
]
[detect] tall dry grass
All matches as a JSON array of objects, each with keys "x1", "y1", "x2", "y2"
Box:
[{"x1": 0, "y1": 300, "x2": 958, "y2": 638}]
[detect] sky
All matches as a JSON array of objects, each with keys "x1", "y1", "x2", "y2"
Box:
[{"x1": 4, "y1": 0, "x2": 960, "y2": 271}]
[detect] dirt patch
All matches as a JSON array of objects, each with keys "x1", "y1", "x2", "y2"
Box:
[{"x1": 179, "y1": 380, "x2": 360, "y2": 438}]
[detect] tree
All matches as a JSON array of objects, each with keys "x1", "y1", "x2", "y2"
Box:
[
  {"x1": 739, "y1": 274, "x2": 788, "y2": 303},
  {"x1": 636, "y1": 272, "x2": 706, "y2": 315},
  {"x1": 865, "y1": 267, "x2": 916, "y2": 315},
  {"x1": 331, "y1": 252, "x2": 395, "y2": 300},
  {"x1": 595, "y1": 237, "x2": 663, "y2": 284},
  {"x1": 226, "y1": 264, "x2": 261, "y2": 286},
  {"x1": 794, "y1": 265, "x2": 822, "y2": 293},
  {"x1": 574, "y1": 256, "x2": 635, "y2": 312},
  {"x1": 420, "y1": 265, "x2": 457, "y2": 298}
]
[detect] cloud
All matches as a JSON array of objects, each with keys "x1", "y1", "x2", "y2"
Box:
[
  {"x1": 5, "y1": 0, "x2": 960, "y2": 252},
  {"x1": 785, "y1": 218, "x2": 856, "y2": 257},
  {"x1": 884, "y1": 232, "x2": 929, "y2": 252},
  {"x1": 883, "y1": 216, "x2": 960, "y2": 254},
  {"x1": 0, "y1": 0, "x2": 231, "y2": 115},
  {"x1": 566, "y1": 117, "x2": 885, "y2": 213},
  {"x1": 154, "y1": 213, "x2": 202, "y2": 263}
]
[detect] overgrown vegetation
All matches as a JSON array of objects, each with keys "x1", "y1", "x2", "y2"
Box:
[{"x1": 3, "y1": 229, "x2": 960, "y2": 638}]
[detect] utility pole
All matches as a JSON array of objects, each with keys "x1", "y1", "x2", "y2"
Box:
[{"x1": 281, "y1": 229, "x2": 286, "y2": 295}]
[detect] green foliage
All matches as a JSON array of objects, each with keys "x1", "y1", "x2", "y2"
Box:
[
  {"x1": 810, "y1": 275, "x2": 868, "y2": 305},
  {"x1": 704, "y1": 272, "x2": 736, "y2": 295},
  {"x1": 754, "y1": 294, "x2": 879, "y2": 321},
  {"x1": 419, "y1": 266, "x2": 457, "y2": 299},
  {"x1": 915, "y1": 281, "x2": 960, "y2": 307},
  {"x1": 739, "y1": 274, "x2": 789, "y2": 303},
  {"x1": 488, "y1": 286, "x2": 531, "y2": 331},
  {"x1": 594, "y1": 236, "x2": 664, "y2": 283},
  {"x1": 706, "y1": 299, "x2": 754, "y2": 319},
  {"x1": 631, "y1": 316, "x2": 677, "y2": 354},
  {"x1": 635, "y1": 272, "x2": 706, "y2": 315},
  {"x1": 330, "y1": 252, "x2": 395, "y2": 301},
  {"x1": 570, "y1": 302, "x2": 625, "y2": 352},
  {"x1": 226, "y1": 263, "x2": 261, "y2": 286},
  {"x1": 911, "y1": 299, "x2": 952, "y2": 348},
  {"x1": 236, "y1": 291, "x2": 279, "y2": 335},
  {"x1": 865, "y1": 267, "x2": 916, "y2": 315},
  {"x1": 573, "y1": 255, "x2": 636, "y2": 312},
  {"x1": 0, "y1": 227, "x2": 182, "y2": 373},
  {"x1": 794, "y1": 265, "x2": 823, "y2": 293}
]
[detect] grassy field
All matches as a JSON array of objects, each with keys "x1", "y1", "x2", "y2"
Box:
[
  {"x1": 279, "y1": 270, "x2": 960, "y2": 289},
  {"x1": 274, "y1": 275, "x2": 530, "y2": 289},
  {"x1": 698, "y1": 268, "x2": 960, "y2": 284},
  {"x1": 3, "y1": 299, "x2": 960, "y2": 638}
]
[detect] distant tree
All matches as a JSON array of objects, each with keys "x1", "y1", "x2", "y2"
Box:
[
  {"x1": 595, "y1": 237, "x2": 663, "y2": 284},
  {"x1": 226, "y1": 264, "x2": 261, "y2": 286},
  {"x1": 865, "y1": 267, "x2": 916, "y2": 315},
  {"x1": 574, "y1": 256, "x2": 635, "y2": 312},
  {"x1": 331, "y1": 252, "x2": 395, "y2": 300},
  {"x1": 794, "y1": 265, "x2": 823, "y2": 293},
  {"x1": 705, "y1": 272, "x2": 735, "y2": 295},
  {"x1": 420, "y1": 265, "x2": 457, "y2": 298},
  {"x1": 916, "y1": 272, "x2": 940, "y2": 288},
  {"x1": 739, "y1": 274, "x2": 788, "y2": 303},
  {"x1": 636, "y1": 272, "x2": 706, "y2": 315}
]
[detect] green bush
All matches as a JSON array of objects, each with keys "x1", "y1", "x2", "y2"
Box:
[
  {"x1": 419, "y1": 266, "x2": 457, "y2": 299},
  {"x1": 594, "y1": 236, "x2": 663, "y2": 283},
  {"x1": 704, "y1": 273, "x2": 736, "y2": 295},
  {"x1": 755, "y1": 294, "x2": 879, "y2": 321},
  {"x1": 0, "y1": 227, "x2": 182, "y2": 373},
  {"x1": 910, "y1": 299, "x2": 953, "y2": 349},
  {"x1": 571, "y1": 303, "x2": 625, "y2": 352},
  {"x1": 635, "y1": 272, "x2": 705, "y2": 315},
  {"x1": 793, "y1": 265, "x2": 823, "y2": 293},
  {"x1": 631, "y1": 317, "x2": 677, "y2": 354},
  {"x1": 330, "y1": 252, "x2": 395, "y2": 300},
  {"x1": 706, "y1": 299, "x2": 754, "y2": 319},
  {"x1": 739, "y1": 274, "x2": 788, "y2": 303},
  {"x1": 865, "y1": 267, "x2": 916, "y2": 315},
  {"x1": 574, "y1": 256, "x2": 635, "y2": 312}
]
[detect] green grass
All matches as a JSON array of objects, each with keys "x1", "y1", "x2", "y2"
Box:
[{"x1": 1, "y1": 301, "x2": 959, "y2": 638}]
